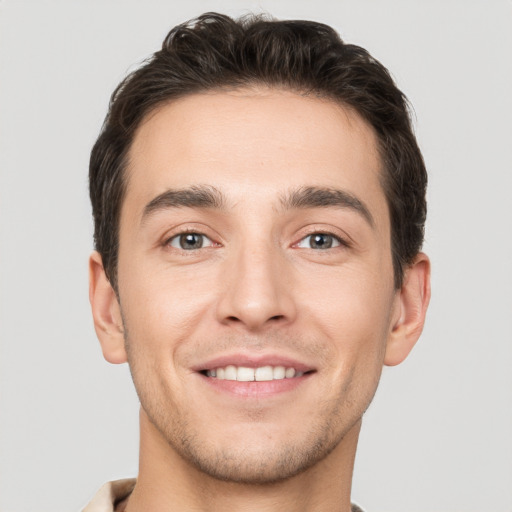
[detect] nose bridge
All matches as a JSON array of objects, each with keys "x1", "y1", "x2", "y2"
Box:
[{"x1": 216, "y1": 235, "x2": 295, "y2": 330}]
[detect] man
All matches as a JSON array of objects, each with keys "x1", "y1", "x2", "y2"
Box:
[{"x1": 85, "y1": 12, "x2": 430, "y2": 512}]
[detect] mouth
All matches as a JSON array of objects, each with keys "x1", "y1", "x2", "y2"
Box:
[
  {"x1": 194, "y1": 354, "x2": 316, "y2": 397},
  {"x1": 200, "y1": 365, "x2": 313, "y2": 381}
]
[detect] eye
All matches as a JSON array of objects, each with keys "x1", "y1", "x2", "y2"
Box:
[
  {"x1": 168, "y1": 233, "x2": 214, "y2": 250},
  {"x1": 296, "y1": 233, "x2": 342, "y2": 250}
]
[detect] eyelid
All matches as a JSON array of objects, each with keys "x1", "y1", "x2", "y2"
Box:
[
  {"x1": 168, "y1": 232, "x2": 215, "y2": 249},
  {"x1": 292, "y1": 226, "x2": 352, "y2": 249},
  {"x1": 295, "y1": 233, "x2": 342, "y2": 249},
  {"x1": 161, "y1": 225, "x2": 221, "y2": 249}
]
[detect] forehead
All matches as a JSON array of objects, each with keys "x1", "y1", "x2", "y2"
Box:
[{"x1": 125, "y1": 87, "x2": 386, "y2": 221}]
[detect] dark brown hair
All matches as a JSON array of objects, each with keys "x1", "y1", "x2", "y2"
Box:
[{"x1": 90, "y1": 12, "x2": 427, "y2": 290}]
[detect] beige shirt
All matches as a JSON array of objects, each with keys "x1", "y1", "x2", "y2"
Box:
[
  {"x1": 82, "y1": 479, "x2": 365, "y2": 512},
  {"x1": 82, "y1": 479, "x2": 135, "y2": 512}
]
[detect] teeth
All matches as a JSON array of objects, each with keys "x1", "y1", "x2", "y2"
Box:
[
  {"x1": 255, "y1": 366, "x2": 273, "y2": 381},
  {"x1": 205, "y1": 365, "x2": 304, "y2": 381},
  {"x1": 237, "y1": 366, "x2": 255, "y2": 382},
  {"x1": 285, "y1": 367, "x2": 295, "y2": 378},
  {"x1": 272, "y1": 366, "x2": 285, "y2": 379},
  {"x1": 224, "y1": 365, "x2": 237, "y2": 380}
]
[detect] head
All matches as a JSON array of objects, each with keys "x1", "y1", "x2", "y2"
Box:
[
  {"x1": 89, "y1": 13, "x2": 430, "y2": 486},
  {"x1": 90, "y1": 12, "x2": 426, "y2": 292}
]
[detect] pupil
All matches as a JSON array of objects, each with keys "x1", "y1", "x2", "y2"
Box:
[
  {"x1": 180, "y1": 233, "x2": 203, "y2": 250},
  {"x1": 311, "y1": 234, "x2": 332, "y2": 249}
]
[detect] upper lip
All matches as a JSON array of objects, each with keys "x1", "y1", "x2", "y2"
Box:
[{"x1": 192, "y1": 353, "x2": 315, "y2": 373}]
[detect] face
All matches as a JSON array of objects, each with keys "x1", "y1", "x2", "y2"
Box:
[{"x1": 114, "y1": 88, "x2": 401, "y2": 483}]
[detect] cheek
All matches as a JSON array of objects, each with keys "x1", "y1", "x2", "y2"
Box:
[
  {"x1": 310, "y1": 277, "x2": 392, "y2": 413},
  {"x1": 119, "y1": 264, "x2": 217, "y2": 353},
  {"x1": 300, "y1": 265, "x2": 394, "y2": 361}
]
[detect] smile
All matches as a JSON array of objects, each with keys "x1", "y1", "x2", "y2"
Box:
[{"x1": 204, "y1": 365, "x2": 305, "y2": 381}]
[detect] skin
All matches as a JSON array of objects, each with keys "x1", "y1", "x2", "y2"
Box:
[{"x1": 90, "y1": 87, "x2": 430, "y2": 512}]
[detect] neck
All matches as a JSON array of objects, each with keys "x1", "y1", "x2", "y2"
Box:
[{"x1": 125, "y1": 409, "x2": 360, "y2": 512}]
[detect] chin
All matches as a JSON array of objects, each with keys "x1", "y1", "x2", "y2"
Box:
[
  {"x1": 147, "y1": 407, "x2": 355, "y2": 485},
  {"x1": 174, "y1": 438, "x2": 340, "y2": 485}
]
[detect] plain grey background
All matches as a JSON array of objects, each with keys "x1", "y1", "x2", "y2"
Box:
[{"x1": 1, "y1": 1, "x2": 511, "y2": 511}]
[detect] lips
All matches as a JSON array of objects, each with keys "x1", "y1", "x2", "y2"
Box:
[
  {"x1": 193, "y1": 354, "x2": 315, "y2": 398},
  {"x1": 195, "y1": 354, "x2": 315, "y2": 385}
]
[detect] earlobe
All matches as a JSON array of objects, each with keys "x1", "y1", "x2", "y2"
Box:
[
  {"x1": 89, "y1": 251, "x2": 127, "y2": 364},
  {"x1": 384, "y1": 253, "x2": 431, "y2": 366}
]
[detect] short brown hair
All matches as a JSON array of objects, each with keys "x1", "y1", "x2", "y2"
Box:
[{"x1": 90, "y1": 12, "x2": 427, "y2": 290}]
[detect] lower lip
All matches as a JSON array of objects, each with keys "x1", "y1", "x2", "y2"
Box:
[{"x1": 199, "y1": 373, "x2": 312, "y2": 398}]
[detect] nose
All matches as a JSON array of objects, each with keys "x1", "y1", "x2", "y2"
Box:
[{"x1": 215, "y1": 242, "x2": 297, "y2": 331}]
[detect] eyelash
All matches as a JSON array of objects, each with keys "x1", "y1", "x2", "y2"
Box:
[
  {"x1": 294, "y1": 232, "x2": 349, "y2": 250},
  {"x1": 164, "y1": 230, "x2": 217, "y2": 251},
  {"x1": 164, "y1": 229, "x2": 349, "y2": 252}
]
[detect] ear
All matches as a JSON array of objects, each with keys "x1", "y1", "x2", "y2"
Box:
[
  {"x1": 89, "y1": 251, "x2": 127, "y2": 364},
  {"x1": 384, "y1": 252, "x2": 431, "y2": 366}
]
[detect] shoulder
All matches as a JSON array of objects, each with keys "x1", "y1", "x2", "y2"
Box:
[{"x1": 82, "y1": 479, "x2": 136, "y2": 512}]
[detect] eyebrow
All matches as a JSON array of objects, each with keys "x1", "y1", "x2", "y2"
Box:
[
  {"x1": 142, "y1": 185, "x2": 225, "y2": 222},
  {"x1": 280, "y1": 186, "x2": 375, "y2": 227},
  {"x1": 141, "y1": 184, "x2": 374, "y2": 227}
]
